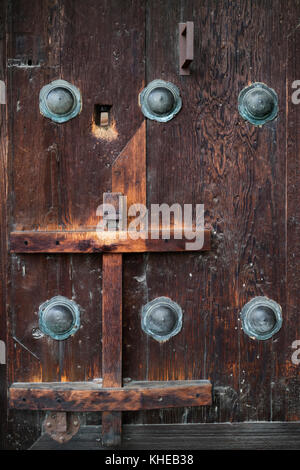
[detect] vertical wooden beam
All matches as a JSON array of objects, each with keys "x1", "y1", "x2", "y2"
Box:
[
  {"x1": 101, "y1": 253, "x2": 123, "y2": 447},
  {"x1": 101, "y1": 90, "x2": 146, "y2": 448}
]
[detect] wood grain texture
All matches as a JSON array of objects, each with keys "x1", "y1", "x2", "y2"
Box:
[
  {"x1": 122, "y1": 0, "x2": 298, "y2": 429},
  {"x1": 112, "y1": 120, "x2": 146, "y2": 212},
  {"x1": 6, "y1": 0, "x2": 146, "y2": 449},
  {"x1": 271, "y1": 24, "x2": 300, "y2": 421},
  {"x1": 0, "y1": 0, "x2": 7, "y2": 450},
  {"x1": 104, "y1": 99, "x2": 147, "y2": 448},
  {"x1": 30, "y1": 422, "x2": 300, "y2": 450},
  {"x1": 4, "y1": 0, "x2": 300, "y2": 450},
  {"x1": 9, "y1": 0, "x2": 145, "y2": 232},
  {"x1": 10, "y1": 229, "x2": 211, "y2": 253},
  {"x1": 233, "y1": 0, "x2": 286, "y2": 423},
  {"x1": 9, "y1": 380, "x2": 212, "y2": 411},
  {"x1": 102, "y1": 253, "x2": 123, "y2": 446}
]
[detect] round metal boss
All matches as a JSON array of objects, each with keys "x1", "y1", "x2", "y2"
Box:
[
  {"x1": 141, "y1": 297, "x2": 183, "y2": 342},
  {"x1": 39, "y1": 79, "x2": 82, "y2": 123},
  {"x1": 139, "y1": 79, "x2": 182, "y2": 122},
  {"x1": 238, "y1": 82, "x2": 278, "y2": 126},
  {"x1": 38, "y1": 296, "x2": 80, "y2": 340},
  {"x1": 240, "y1": 296, "x2": 282, "y2": 340}
]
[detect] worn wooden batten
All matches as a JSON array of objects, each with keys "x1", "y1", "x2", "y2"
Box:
[
  {"x1": 9, "y1": 380, "x2": 212, "y2": 412},
  {"x1": 9, "y1": 229, "x2": 211, "y2": 253}
]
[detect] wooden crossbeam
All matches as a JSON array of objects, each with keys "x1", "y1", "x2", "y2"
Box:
[
  {"x1": 10, "y1": 229, "x2": 211, "y2": 253},
  {"x1": 9, "y1": 380, "x2": 212, "y2": 411}
]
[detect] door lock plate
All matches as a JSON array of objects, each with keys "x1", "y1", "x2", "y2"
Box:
[{"x1": 43, "y1": 412, "x2": 80, "y2": 444}]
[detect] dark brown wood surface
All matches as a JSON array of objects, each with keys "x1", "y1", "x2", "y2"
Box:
[
  {"x1": 112, "y1": 121, "x2": 146, "y2": 215},
  {"x1": 274, "y1": 23, "x2": 300, "y2": 422},
  {"x1": 2, "y1": 0, "x2": 300, "y2": 449},
  {"x1": 9, "y1": 380, "x2": 212, "y2": 411},
  {"x1": 0, "y1": 0, "x2": 7, "y2": 450},
  {"x1": 122, "y1": 0, "x2": 298, "y2": 428},
  {"x1": 4, "y1": 0, "x2": 146, "y2": 449},
  {"x1": 30, "y1": 422, "x2": 300, "y2": 450},
  {"x1": 101, "y1": 253, "x2": 123, "y2": 446}
]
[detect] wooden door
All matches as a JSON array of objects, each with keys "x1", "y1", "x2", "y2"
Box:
[{"x1": 1, "y1": 0, "x2": 300, "y2": 450}]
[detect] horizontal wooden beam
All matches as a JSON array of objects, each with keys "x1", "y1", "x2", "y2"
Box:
[
  {"x1": 9, "y1": 380, "x2": 212, "y2": 412},
  {"x1": 9, "y1": 229, "x2": 211, "y2": 253}
]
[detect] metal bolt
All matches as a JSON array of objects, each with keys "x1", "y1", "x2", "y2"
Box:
[
  {"x1": 46, "y1": 87, "x2": 74, "y2": 115},
  {"x1": 244, "y1": 88, "x2": 274, "y2": 118},
  {"x1": 240, "y1": 296, "x2": 282, "y2": 340},
  {"x1": 139, "y1": 79, "x2": 182, "y2": 122},
  {"x1": 141, "y1": 297, "x2": 182, "y2": 342},
  {"x1": 38, "y1": 296, "x2": 80, "y2": 341},
  {"x1": 43, "y1": 304, "x2": 74, "y2": 335},
  {"x1": 238, "y1": 82, "x2": 278, "y2": 126},
  {"x1": 147, "y1": 87, "x2": 175, "y2": 115},
  {"x1": 39, "y1": 79, "x2": 82, "y2": 123}
]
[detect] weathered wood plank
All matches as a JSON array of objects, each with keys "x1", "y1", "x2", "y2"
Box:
[
  {"x1": 9, "y1": 380, "x2": 212, "y2": 411},
  {"x1": 0, "y1": 0, "x2": 7, "y2": 451},
  {"x1": 102, "y1": 255, "x2": 123, "y2": 387},
  {"x1": 102, "y1": 253, "x2": 123, "y2": 446},
  {"x1": 235, "y1": 0, "x2": 287, "y2": 423},
  {"x1": 271, "y1": 23, "x2": 300, "y2": 421},
  {"x1": 30, "y1": 422, "x2": 300, "y2": 450},
  {"x1": 6, "y1": 0, "x2": 65, "y2": 450},
  {"x1": 142, "y1": 0, "x2": 295, "y2": 428},
  {"x1": 142, "y1": 0, "x2": 216, "y2": 428},
  {"x1": 10, "y1": 0, "x2": 146, "y2": 232},
  {"x1": 58, "y1": 0, "x2": 146, "y2": 231},
  {"x1": 10, "y1": 229, "x2": 211, "y2": 253},
  {"x1": 5, "y1": 0, "x2": 300, "y2": 451},
  {"x1": 7, "y1": 8, "x2": 146, "y2": 453}
]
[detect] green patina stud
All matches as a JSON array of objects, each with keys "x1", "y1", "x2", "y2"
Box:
[
  {"x1": 141, "y1": 296, "x2": 183, "y2": 342},
  {"x1": 139, "y1": 79, "x2": 182, "y2": 122},
  {"x1": 240, "y1": 296, "x2": 282, "y2": 341},
  {"x1": 238, "y1": 82, "x2": 278, "y2": 126},
  {"x1": 39, "y1": 79, "x2": 82, "y2": 123},
  {"x1": 38, "y1": 296, "x2": 81, "y2": 340}
]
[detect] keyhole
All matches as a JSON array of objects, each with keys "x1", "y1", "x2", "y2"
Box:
[{"x1": 94, "y1": 104, "x2": 112, "y2": 127}]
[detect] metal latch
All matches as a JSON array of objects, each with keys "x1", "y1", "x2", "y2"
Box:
[
  {"x1": 43, "y1": 412, "x2": 80, "y2": 444},
  {"x1": 179, "y1": 22, "x2": 194, "y2": 75}
]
